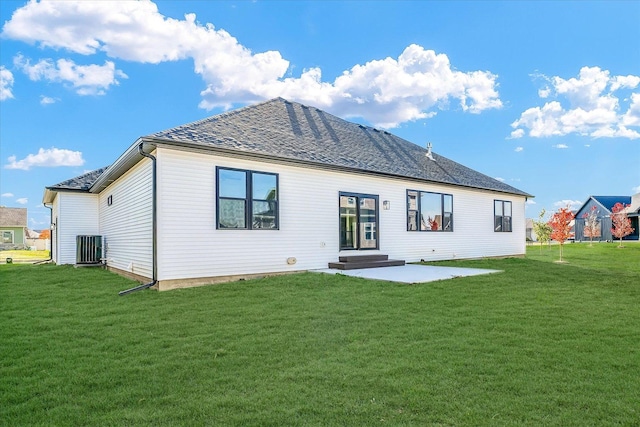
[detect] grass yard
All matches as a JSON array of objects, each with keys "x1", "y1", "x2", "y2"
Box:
[
  {"x1": 1, "y1": 243, "x2": 639, "y2": 426},
  {"x1": 0, "y1": 250, "x2": 50, "y2": 263}
]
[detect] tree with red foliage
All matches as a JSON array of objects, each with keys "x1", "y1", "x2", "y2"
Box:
[
  {"x1": 39, "y1": 229, "x2": 50, "y2": 240},
  {"x1": 610, "y1": 202, "x2": 634, "y2": 248},
  {"x1": 548, "y1": 206, "x2": 574, "y2": 262},
  {"x1": 582, "y1": 205, "x2": 600, "y2": 246}
]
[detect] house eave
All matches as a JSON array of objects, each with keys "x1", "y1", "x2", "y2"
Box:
[
  {"x1": 144, "y1": 136, "x2": 533, "y2": 198},
  {"x1": 43, "y1": 187, "x2": 99, "y2": 204},
  {"x1": 89, "y1": 139, "x2": 149, "y2": 194},
  {"x1": 63, "y1": 134, "x2": 532, "y2": 200}
]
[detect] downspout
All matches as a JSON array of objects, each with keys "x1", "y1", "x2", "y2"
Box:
[
  {"x1": 119, "y1": 143, "x2": 157, "y2": 295},
  {"x1": 34, "y1": 203, "x2": 54, "y2": 264}
]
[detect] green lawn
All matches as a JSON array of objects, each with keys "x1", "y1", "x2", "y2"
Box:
[{"x1": 1, "y1": 243, "x2": 639, "y2": 426}]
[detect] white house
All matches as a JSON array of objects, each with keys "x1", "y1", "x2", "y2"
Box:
[{"x1": 43, "y1": 98, "x2": 532, "y2": 291}]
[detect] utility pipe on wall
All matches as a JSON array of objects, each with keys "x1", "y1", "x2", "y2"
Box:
[{"x1": 119, "y1": 143, "x2": 157, "y2": 295}]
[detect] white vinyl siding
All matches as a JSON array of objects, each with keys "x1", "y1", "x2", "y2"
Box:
[
  {"x1": 99, "y1": 158, "x2": 153, "y2": 279},
  {"x1": 156, "y1": 148, "x2": 526, "y2": 282},
  {"x1": 54, "y1": 192, "x2": 99, "y2": 265}
]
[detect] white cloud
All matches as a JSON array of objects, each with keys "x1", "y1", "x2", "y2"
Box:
[
  {"x1": 511, "y1": 67, "x2": 640, "y2": 140},
  {"x1": 511, "y1": 101, "x2": 564, "y2": 138},
  {"x1": 526, "y1": 199, "x2": 536, "y2": 205},
  {"x1": 40, "y1": 95, "x2": 57, "y2": 105},
  {"x1": 30, "y1": 217, "x2": 48, "y2": 226},
  {"x1": 610, "y1": 75, "x2": 640, "y2": 92},
  {"x1": 552, "y1": 67, "x2": 612, "y2": 109},
  {"x1": 553, "y1": 144, "x2": 569, "y2": 149},
  {"x1": 14, "y1": 55, "x2": 127, "y2": 96},
  {"x1": 16, "y1": 197, "x2": 28, "y2": 204},
  {"x1": 1, "y1": 192, "x2": 14, "y2": 197},
  {"x1": 2, "y1": 1, "x2": 502, "y2": 128},
  {"x1": 5, "y1": 147, "x2": 85, "y2": 170},
  {"x1": 509, "y1": 128, "x2": 525, "y2": 139},
  {"x1": 622, "y1": 93, "x2": 640, "y2": 127},
  {"x1": 538, "y1": 87, "x2": 551, "y2": 98},
  {"x1": 514, "y1": 146, "x2": 524, "y2": 152},
  {"x1": 495, "y1": 177, "x2": 505, "y2": 182},
  {"x1": 554, "y1": 199, "x2": 582, "y2": 210},
  {"x1": 632, "y1": 185, "x2": 640, "y2": 194},
  {"x1": 0, "y1": 66, "x2": 14, "y2": 101}
]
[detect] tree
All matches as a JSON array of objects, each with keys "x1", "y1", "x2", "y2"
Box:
[
  {"x1": 582, "y1": 205, "x2": 600, "y2": 246},
  {"x1": 39, "y1": 229, "x2": 50, "y2": 240},
  {"x1": 610, "y1": 202, "x2": 634, "y2": 248},
  {"x1": 427, "y1": 216, "x2": 438, "y2": 230},
  {"x1": 548, "y1": 206, "x2": 574, "y2": 262},
  {"x1": 532, "y1": 209, "x2": 553, "y2": 252}
]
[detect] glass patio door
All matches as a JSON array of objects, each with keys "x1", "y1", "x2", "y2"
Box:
[{"x1": 339, "y1": 193, "x2": 378, "y2": 250}]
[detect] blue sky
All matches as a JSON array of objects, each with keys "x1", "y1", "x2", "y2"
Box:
[{"x1": 1, "y1": 0, "x2": 639, "y2": 230}]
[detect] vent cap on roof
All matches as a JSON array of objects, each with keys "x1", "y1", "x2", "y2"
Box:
[{"x1": 425, "y1": 142, "x2": 435, "y2": 161}]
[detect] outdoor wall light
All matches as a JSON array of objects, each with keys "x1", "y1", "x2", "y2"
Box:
[{"x1": 383, "y1": 200, "x2": 391, "y2": 210}]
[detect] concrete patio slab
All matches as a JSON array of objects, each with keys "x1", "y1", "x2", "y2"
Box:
[{"x1": 314, "y1": 264, "x2": 502, "y2": 284}]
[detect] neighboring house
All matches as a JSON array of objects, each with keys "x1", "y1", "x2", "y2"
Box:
[
  {"x1": 43, "y1": 98, "x2": 532, "y2": 291},
  {"x1": 0, "y1": 207, "x2": 27, "y2": 250},
  {"x1": 39, "y1": 229, "x2": 52, "y2": 251},
  {"x1": 25, "y1": 229, "x2": 49, "y2": 251},
  {"x1": 525, "y1": 218, "x2": 536, "y2": 242},
  {"x1": 574, "y1": 194, "x2": 640, "y2": 242}
]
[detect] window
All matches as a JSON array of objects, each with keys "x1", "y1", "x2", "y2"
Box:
[
  {"x1": 407, "y1": 190, "x2": 453, "y2": 232},
  {"x1": 494, "y1": 200, "x2": 512, "y2": 232},
  {"x1": 2, "y1": 230, "x2": 14, "y2": 244},
  {"x1": 217, "y1": 167, "x2": 278, "y2": 229},
  {"x1": 340, "y1": 193, "x2": 379, "y2": 250}
]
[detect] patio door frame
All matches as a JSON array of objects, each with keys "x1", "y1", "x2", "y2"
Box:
[{"x1": 338, "y1": 192, "x2": 379, "y2": 251}]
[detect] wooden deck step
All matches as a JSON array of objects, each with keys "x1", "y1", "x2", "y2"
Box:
[
  {"x1": 338, "y1": 254, "x2": 389, "y2": 263},
  {"x1": 328, "y1": 259, "x2": 405, "y2": 270}
]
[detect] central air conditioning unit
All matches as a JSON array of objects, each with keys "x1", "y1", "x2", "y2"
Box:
[{"x1": 76, "y1": 235, "x2": 105, "y2": 265}]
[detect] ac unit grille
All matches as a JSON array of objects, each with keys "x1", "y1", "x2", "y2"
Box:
[{"x1": 76, "y1": 235, "x2": 104, "y2": 264}]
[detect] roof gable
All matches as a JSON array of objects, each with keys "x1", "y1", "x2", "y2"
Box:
[
  {"x1": 0, "y1": 207, "x2": 27, "y2": 227},
  {"x1": 628, "y1": 193, "x2": 640, "y2": 214},
  {"x1": 590, "y1": 196, "x2": 632, "y2": 213},
  {"x1": 149, "y1": 98, "x2": 530, "y2": 197}
]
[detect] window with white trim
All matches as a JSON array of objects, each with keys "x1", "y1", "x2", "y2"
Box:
[{"x1": 2, "y1": 230, "x2": 14, "y2": 244}]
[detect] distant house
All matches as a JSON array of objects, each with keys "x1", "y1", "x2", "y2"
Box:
[
  {"x1": 0, "y1": 207, "x2": 27, "y2": 250},
  {"x1": 574, "y1": 194, "x2": 640, "y2": 242},
  {"x1": 25, "y1": 229, "x2": 49, "y2": 251},
  {"x1": 525, "y1": 218, "x2": 536, "y2": 242},
  {"x1": 43, "y1": 98, "x2": 532, "y2": 291}
]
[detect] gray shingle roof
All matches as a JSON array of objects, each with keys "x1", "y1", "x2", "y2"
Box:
[
  {"x1": 0, "y1": 207, "x2": 27, "y2": 227},
  {"x1": 47, "y1": 167, "x2": 109, "y2": 191},
  {"x1": 150, "y1": 98, "x2": 530, "y2": 196}
]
